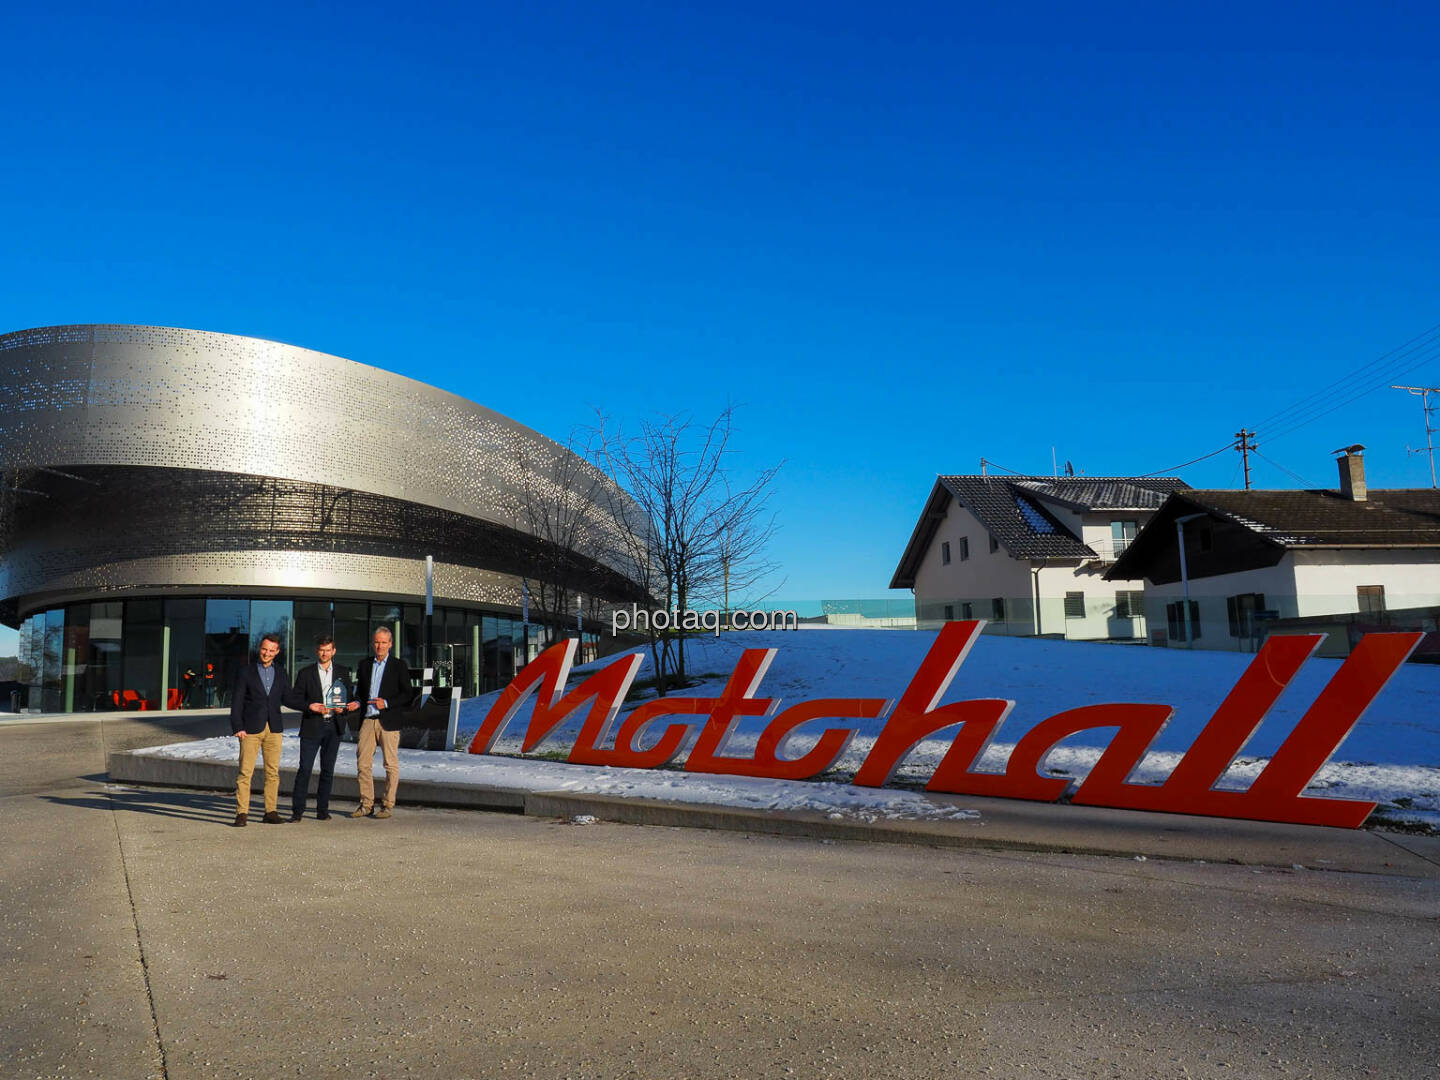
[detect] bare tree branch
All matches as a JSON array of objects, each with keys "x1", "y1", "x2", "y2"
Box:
[{"x1": 591, "y1": 407, "x2": 783, "y2": 694}]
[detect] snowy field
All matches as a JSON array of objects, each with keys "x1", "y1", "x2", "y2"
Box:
[
  {"x1": 455, "y1": 628, "x2": 1440, "y2": 830},
  {"x1": 137, "y1": 628, "x2": 1440, "y2": 830}
]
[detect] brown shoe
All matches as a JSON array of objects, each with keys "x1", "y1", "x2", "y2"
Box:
[
  {"x1": 232, "y1": 813, "x2": 247, "y2": 828},
  {"x1": 349, "y1": 806, "x2": 372, "y2": 818},
  {"x1": 262, "y1": 811, "x2": 284, "y2": 824},
  {"x1": 374, "y1": 807, "x2": 392, "y2": 820}
]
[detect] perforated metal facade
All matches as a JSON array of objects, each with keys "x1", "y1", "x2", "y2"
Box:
[{"x1": 0, "y1": 324, "x2": 648, "y2": 624}]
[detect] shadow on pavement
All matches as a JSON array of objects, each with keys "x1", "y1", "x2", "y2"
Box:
[{"x1": 44, "y1": 787, "x2": 235, "y2": 824}]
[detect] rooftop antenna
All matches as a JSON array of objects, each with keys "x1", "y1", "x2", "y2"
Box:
[{"x1": 1392, "y1": 385, "x2": 1439, "y2": 488}]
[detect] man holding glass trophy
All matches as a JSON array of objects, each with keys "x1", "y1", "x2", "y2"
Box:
[{"x1": 286, "y1": 635, "x2": 360, "y2": 821}]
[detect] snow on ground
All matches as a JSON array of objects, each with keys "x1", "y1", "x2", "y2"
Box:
[
  {"x1": 134, "y1": 736, "x2": 979, "y2": 823},
  {"x1": 134, "y1": 628, "x2": 1440, "y2": 829},
  {"x1": 450, "y1": 628, "x2": 1440, "y2": 830}
]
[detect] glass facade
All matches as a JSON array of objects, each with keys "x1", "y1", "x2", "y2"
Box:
[{"x1": 12, "y1": 596, "x2": 580, "y2": 713}]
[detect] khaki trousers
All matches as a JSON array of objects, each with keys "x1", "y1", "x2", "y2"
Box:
[
  {"x1": 236, "y1": 729, "x2": 283, "y2": 815},
  {"x1": 356, "y1": 715, "x2": 400, "y2": 810}
]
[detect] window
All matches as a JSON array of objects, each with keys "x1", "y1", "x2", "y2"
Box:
[
  {"x1": 1226, "y1": 593, "x2": 1265, "y2": 638},
  {"x1": 941, "y1": 541, "x2": 951, "y2": 565},
  {"x1": 943, "y1": 604, "x2": 955, "y2": 620},
  {"x1": 1064, "y1": 591, "x2": 1085, "y2": 618},
  {"x1": 1110, "y1": 520, "x2": 1137, "y2": 557},
  {"x1": 1166, "y1": 600, "x2": 1202, "y2": 641},
  {"x1": 1357, "y1": 585, "x2": 1386, "y2": 617},
  {"x1": 961, "y1": 602, "x2": 973, "y2": 619},
  {"x1": 1198, "y1": 527, "x2": 1213, "y2": 553},
  {"x1": 992, "y1": 597, "x2": 1006, "y2": 621},
  {"x1": 989, "y1": 534, "x2": 1000, "y2": 553},
  {"x1": 1115, "y1": 590, "x2": 1145, "y2": 619},
  {"x1": 958, "y1": 536, "x2": 969, "y2": 561}
]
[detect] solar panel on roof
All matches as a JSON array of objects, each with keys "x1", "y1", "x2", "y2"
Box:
[{"x1": 1016, "y1": 496, "x2": 1057, "y2": 534}]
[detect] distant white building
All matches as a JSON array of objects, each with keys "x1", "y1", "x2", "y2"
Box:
[
  {"x1": 890, "y1": 475, "x2": 1188, "y2": 640},
  {"x1": 1107, "y1": 449, "x2": 1440, "y2": 653}
]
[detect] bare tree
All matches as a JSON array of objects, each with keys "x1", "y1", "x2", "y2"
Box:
[
  {"x1": 691, "y1": 474, "x2": 781, "y2": 621},
  {"x1": 593, "y1": 407, "x2": 782, "y2": 694}
]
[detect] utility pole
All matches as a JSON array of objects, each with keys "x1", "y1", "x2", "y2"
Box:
[
  {"x1": 1392, "y1": 385, "x2": 1440, "y2": 488},
  {"x1": 980, "y1": 457, "x2": 988, "y2": 476},
  {"x1": 1234, "y1": 429, "x2": 1256, "y2": 490}
]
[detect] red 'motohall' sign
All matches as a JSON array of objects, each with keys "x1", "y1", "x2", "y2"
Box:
[{"x1": 468, "y1": 621, "x2": 1421, "y2": 828}]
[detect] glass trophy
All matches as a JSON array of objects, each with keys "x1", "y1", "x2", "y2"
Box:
[{"x1": 326, "y1": 681, "x2": 348, "y2": 716}]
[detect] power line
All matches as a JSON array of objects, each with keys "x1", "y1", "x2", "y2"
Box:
[
  {"x1": 1136, "y1": 443, "x2": 1234, "y2": 477},
  {"x1": 1252, "y1": 449, "x2": 1319, "y2": 488},
  {"x1": 1261, "y1": 334, "x2": 1440, "y2": 443},
  {"x1": 978, "y1": 456, "x2": 1028, "y2": 476},
  {"x1": 1250, "y1": 321, "x2": 1440, "y2": 434}
]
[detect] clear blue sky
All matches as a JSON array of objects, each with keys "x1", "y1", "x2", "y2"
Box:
[{"x1": 3, "y1": 1, "x2": 1440, "y2": 657}]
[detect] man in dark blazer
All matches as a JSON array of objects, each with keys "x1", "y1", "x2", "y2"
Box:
[
  {"x1": 350, "y1": 625, "x2": 417, "y2": 819},
  {"x1": 229, "y1": 632, "x2": 296, "y2": 827},
  {"x1": 286, "y1": 635, "x2": 360, "y2": 822}
]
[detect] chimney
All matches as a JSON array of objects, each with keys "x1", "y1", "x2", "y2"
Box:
[{"x1": 1333, "y1": 445, "x2": 1367, "y2": 501}]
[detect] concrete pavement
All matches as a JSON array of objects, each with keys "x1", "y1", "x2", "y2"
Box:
[{"x1": 2, "y1": 712, "x2": 1438, "y2": 1079}]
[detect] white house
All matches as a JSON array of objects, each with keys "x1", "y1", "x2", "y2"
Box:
[
  {"x1": 890, "y1": 475, "x2": 1188, "y2": 640},
  {"x1": 1106, "y1": 449, "x2": 1440, "y2": 653}
]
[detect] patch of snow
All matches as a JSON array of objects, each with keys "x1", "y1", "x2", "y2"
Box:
[
  {"x1": 451, "y1": 628, "x2": 1440, "y2": 829},
  {"x1": 142, "y1": 629, "x2": 1440, "y2": 829}
]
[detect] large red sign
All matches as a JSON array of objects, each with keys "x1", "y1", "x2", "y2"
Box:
[{"x1": 468, "y1": 621, "x2": 1421, "y2": 828}]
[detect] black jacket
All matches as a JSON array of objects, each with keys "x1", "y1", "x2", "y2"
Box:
[
  {"x1": 354, "y1": 654, "x2": 417, "y2": 732},
  {"x1": 289, "y1": 662, "x2": 356, "y2": 739},
  {"x1": 228, "y1": 661, "x2": 295, "y2": 735}
]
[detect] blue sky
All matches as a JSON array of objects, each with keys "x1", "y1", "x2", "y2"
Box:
[{"x1": 3, "y1": 1, "x2": 1440, "y2": 656}]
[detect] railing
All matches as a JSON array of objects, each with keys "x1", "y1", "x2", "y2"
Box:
[{"x1": 1084, "y1": 538, "x2": 1132, "y2": 563}]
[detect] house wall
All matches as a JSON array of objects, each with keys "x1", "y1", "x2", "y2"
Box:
[
  {"x1": 1144, "y1": 559, "x2": 1300, "y2": 651},
  {"x1": 1142, "y1": 550, "x2": 1440, "y2": 651},
  {"x1": 913, "y1": 500, "x2": 1151, "y2": 640},
  {"x1": 1289, "y1": 549, "x2": 1440, "y2": 613},
  {"x1": 912, "y1": 502, "x2": 1033, "y2": 628},
  {"x1": 1034, "y1": 562, "x2": 1148, "y2": 641}
]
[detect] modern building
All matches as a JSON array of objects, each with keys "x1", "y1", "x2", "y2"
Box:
[
  {"x1": 2, "y1": 324, "x2": 651, "y2": 712},
  {"x1": 890, "y1": 475, "x2": 1188, "y2": 639},
  {"x1": 1107, "y1": 448, "x2": 1440, "y2": 653}
]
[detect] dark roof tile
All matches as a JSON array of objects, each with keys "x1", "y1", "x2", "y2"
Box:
[
  {"x1": 1181, "y1": 489, "x2": 1440, "y2": 546},
  {"x1": 891, "y1": 474, "x2": 1190, "y2": 587}
]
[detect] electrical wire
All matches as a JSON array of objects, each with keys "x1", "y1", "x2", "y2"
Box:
[
  {"x1": 1250, "y1": 321, "x2": 1440, "y2": 435},
  {"x1": 1259, "y1": 333, "x2": 1440, "y2": 443},
  {"x1": 1136, "y1": 442, "x2": 1234, "y2": 477},
  {"x1": 979, "y1": 457, "x2": 1029, "y2": 476},
  {"x1": 1252, "y1": 449, "x2": 1319, "y2": 488}
]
